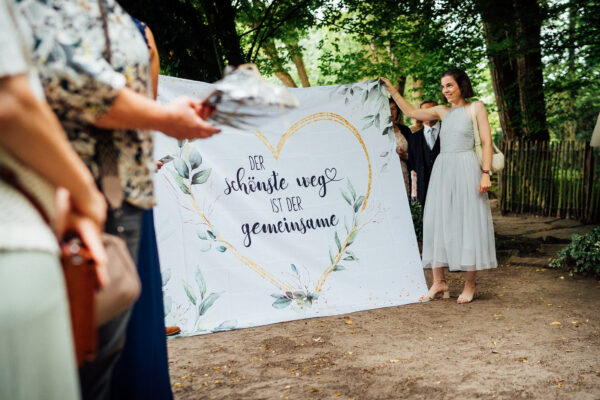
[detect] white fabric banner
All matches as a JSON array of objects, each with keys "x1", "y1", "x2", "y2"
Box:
[{"x1": 154, "y1": 75, "x2": 427, "y2": 335}]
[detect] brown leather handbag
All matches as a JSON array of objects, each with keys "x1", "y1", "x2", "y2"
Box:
[
  {"x1": 60, "y1": 234, "x2": 101, "y2": 366},
  {"x1": 0, "y1": 167, "x2": 100, "y2": 366}
]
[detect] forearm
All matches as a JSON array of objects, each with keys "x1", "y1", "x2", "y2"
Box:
[
  {"x1": 94, "y1": 87, "x2": 170, "y2": 132},
  {"x1": 0, "y1": 76, "x2": 99, "y2": 204},
  {"x1": 481, "y1": 140, "x2": 492, "y2": 171}
]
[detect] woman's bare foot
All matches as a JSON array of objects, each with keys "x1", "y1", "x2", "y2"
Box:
[
  {"x1": 457, "y1": 280, "x2": 476, "y2": 304},
  {"x1": 419, "y1": 280, "x2": 450, "y2": 302}
]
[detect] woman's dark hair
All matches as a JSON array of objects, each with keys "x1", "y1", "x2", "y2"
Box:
[
  {"x1": 389, "y1": 98, "x2": 401, "y2": 124},
  {"x1": 440, "y1": 68, "x2": 475, "y2": 102}
]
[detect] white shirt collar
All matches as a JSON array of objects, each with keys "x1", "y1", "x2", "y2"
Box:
[{"x1": 424, "y1": 121, "x2": 440, "y2": 134}]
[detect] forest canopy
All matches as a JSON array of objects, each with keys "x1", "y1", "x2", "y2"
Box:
[{"x1": 119, "y1": 0, "x2": 599, "y2": 142}]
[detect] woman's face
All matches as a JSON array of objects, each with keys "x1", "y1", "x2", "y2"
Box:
[
  {"x1": 441, "y1": 75, "x2": 462, "y2": 103},
  {"x1": 389, "y1": 102, "x2": 398, "y2": 121}
]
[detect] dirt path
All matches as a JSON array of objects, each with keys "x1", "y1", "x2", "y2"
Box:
[{"x1": 168, "y1": 209, "x2": 600, "y2": 399}]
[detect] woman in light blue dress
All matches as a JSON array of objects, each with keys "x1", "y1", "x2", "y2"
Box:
[{"x1": 383, "y1": 68, "x2": 497, "y2": 303}]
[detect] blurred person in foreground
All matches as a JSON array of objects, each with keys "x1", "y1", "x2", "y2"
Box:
[
  {"x1": 110, "y1": 18, "x2": 174, "y2": 400},
  {"x1": 0, "y1": 0, "x2": 107, "y2": 398},
  {"x1": 16, "y1": 0, "x2": 219, "y2": 399}
]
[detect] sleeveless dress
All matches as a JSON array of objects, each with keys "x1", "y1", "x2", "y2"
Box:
[{"x1": 422, "y1": 105, "x2": 497, "y2": 271}]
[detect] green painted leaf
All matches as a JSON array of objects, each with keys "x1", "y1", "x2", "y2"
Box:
[
  {"x1": 374, "y1": 113, "x2": 380, "y2": 129},
  {"x1": 362, "y1": 120, "x2": 374, "y2": 130},
  {"x1": 191, "y1": 168, "x2": 211, "y2": 185},
  {"x1": 169, "y1": 169, "x2": 190, "y2": 194},
  {"x1": 353, "y1": 195, "x2": 365, "y2": 212},
  {"x1": 329, "y1": 248, "x2": 334, "y2": 264},
  {"x1": 347, "y1": 230, "x2": 358, "y2": 246},
  {"x1": 207, "y1": 230, "x2": 216, "y2": 240},
  {"x1": 197, "y1": 230, "x2": 207, "y2": 240},
  {"x1": 163, "y1": 296, "x2": 172, "y2": 316},
  {"x1": 188, "y1": 148, "x2": 202, "y2": 169},
  {"x1": 213, "y1": 320, "x2": 237, "y2": 332},
  {"x1": 161, "y1": 269, "x2": 171, "y2": 286},
  {"x1": 345, "y1": 250, "x2": 359, "y2": 260},
  {"x1": 272, "y1": 297, "x2": 292, "y2": 309},
  {"x1": 195, "y1": 266, "x2": 206, "y2": 299},
  {"x1": 335, "y1": 231, "x2": 341, "y2": 251},
  {"x1": 347, "y1": 181, "x2": 357, "y2": 201},
  {"x1": 361, "y1": 87, "x2": 369, "y2": 103},
  {"x1": 216, "y1": 245, "x2": 227, "y2": 252},
  {"x1": 333, "y1": 265, "x2": 346, "y2": 271},
  {"x1": 380, "y1": 163, "x2": 389, "y2": 173},
  {"x1": 340, "y1": 189, "x2": 352, "y2": 205},
  {"x1": 173, "y1": 157, "x2": 189, "y2": 179},
  {"x1": 291, "y1": 264, "x2": 298, "y2": 274},
  {"x1": 183, "y1": 282, "x2": 196, "y2": 305},
  {"x1": 198, "y1": 292, "x2": 220, "y2": 315},
  {"x1": 293, "y1": 291, "x2": 306, "y2": 300}
]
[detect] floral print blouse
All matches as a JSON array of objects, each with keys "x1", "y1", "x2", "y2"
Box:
[{"x1": 16, "y1": 0, "x2": 155, "y2": 209}]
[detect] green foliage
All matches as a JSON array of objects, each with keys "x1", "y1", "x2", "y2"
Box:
[
  {"x1": 410, "y1": 200, "x2": 423, "y2": 243},
  {"x1": 549, "y1": 227, "x2": 600, "y2": 278},
  {"x1": 542, "y1": 0, "x2": 600, "y2": 140}
]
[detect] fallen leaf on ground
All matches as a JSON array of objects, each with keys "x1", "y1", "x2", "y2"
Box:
[
  {"x1": 350, "y1": 330, "x2": 356, "y2": 334},
  {"x1": 551, "y1": 321, "x2": 562, "y2": 326},
  {"x1": 345, "y1": 320, "x2": 353, "y2": 325},
  {"x1": 390, "y1": 359, "x2": 401, "y2": 363},
  {"x1": 313, "y1": 337, "x2": 322, "y2": 342},
  {"x1": 565, "y1": 350, "x2": 575, "y2": 353},
  {"x1": 491, "y1": 350, "x2": 499, "y2": 354}
]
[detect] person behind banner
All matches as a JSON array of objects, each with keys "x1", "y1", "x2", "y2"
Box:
[
  {"x1": 408, "y1": 100, "x2": 441, "y2": 205},
  {"x1": 390, "y1": 99, "x2": 412, "y2": 198},
  {"x1": 383, "y1": 68, "x2": 497, "y2": 304},
  {"x1": 0, "y1": 0, "x2": 107, "y2": 398}
]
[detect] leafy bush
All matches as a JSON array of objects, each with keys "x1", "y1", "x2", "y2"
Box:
[
  {"x1": 410, "y1": 200, "x2": 423, "y2": 243},
  {"x1": 549, "y1": 226, "x2": 600, "y2": 278}
]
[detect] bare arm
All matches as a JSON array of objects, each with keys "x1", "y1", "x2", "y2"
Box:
[
  {"x1": 145, "y1": 25, "x2": 160, "y2": 100},
  {"x1": 471, "y1": 101, "x2": 493, "y2": 193},
  {"x1": 381, "y1": 78, "x2": 446, "y2": 121},
  {"x1": 94, "y1": 87, "x2": 220, "y2": 139},
  {"x1": 0, "y1": 74, "x2": 106, "y2": 226}
]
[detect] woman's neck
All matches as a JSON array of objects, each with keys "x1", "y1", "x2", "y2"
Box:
[{"x1": 450, "y1": 98, "x2": 467, "y2": 108}]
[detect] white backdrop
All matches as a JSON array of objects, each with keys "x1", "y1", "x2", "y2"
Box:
[{"x1": 154, "y1": 75, "x2": 427, "y2": 335}]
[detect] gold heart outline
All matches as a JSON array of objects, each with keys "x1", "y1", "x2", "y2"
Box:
[{"x1": 182, "y1": 112, "x2": 372, "y2": 294}]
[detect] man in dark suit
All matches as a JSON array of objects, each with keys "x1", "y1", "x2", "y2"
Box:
[{"x1": 407, "y1": 100, "x2": 441, "y2": 205}]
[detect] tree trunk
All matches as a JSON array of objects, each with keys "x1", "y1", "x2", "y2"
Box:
[
  {"x1": 199, "y1": 0, "x2": 245, "y2": 67},
  {"x1": 478, "y1": 0, "x2": 522, "y2": 139},
  {"x1": 513, "y1": 0, "x2": 549, "y2": 140},
  {"x1": 286, "y1": 42, "x2": 311, "y2": 87},
  {"x1": 263, "y1": 40, "x2": 297, "y2": 87}
]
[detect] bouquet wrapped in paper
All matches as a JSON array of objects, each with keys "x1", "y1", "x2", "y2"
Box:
[{"x1": 203, "y1": 64, "x2": 298, "y2": 129}]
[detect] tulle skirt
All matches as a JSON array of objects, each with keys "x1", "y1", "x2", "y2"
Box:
[{"x1": 422, "y1": 151, "x2": 497, "y2": 271}]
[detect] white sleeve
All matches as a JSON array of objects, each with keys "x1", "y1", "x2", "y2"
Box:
[{"x1": 0, "y1": 0, "x2": 28, "y2": 78}]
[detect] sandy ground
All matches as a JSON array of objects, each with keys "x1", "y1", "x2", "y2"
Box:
[{"x1": 168, "y1": 208, "x2": 600, "y2": 399}]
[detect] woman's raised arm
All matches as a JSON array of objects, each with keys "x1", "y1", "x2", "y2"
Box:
[{"x1": 381, "y1": 78, "x2": 445, "y2": 121}]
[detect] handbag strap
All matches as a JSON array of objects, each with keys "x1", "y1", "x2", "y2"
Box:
[
  {"x1": 469, "y1": 103, "x2": 482, "y2": 148},
  {"x1": 0, "y1": 167, "x2": 50, "y2": 225},
  {"x1": 96, "y1": 0, "x2": 124, "y2": 210}
]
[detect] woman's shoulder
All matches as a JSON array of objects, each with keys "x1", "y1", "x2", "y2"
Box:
[{"x1": 468, "y1": 101, "x2": 486, "y2": 111}]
